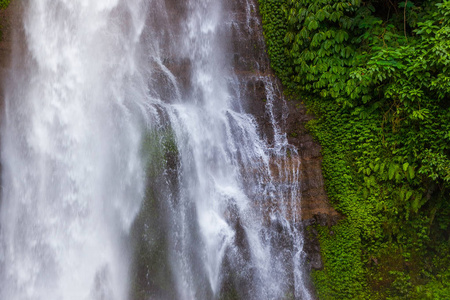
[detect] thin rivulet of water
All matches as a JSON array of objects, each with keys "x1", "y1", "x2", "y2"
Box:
[{"x1": 0, "y1": 0, "x2": 312, "y2": 299}]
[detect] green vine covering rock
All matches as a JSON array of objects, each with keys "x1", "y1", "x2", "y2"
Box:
[
  {"x1": 0, "y1": 0, "x2": 11, "y2": 42},
  {"x1": 258, "y1": 0, "x2": 450, "y2": 299},
  {"x1": 0, "y1": 0, "x2": 10, "y2": 10}
]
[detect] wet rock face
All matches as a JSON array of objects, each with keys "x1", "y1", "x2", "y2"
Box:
[
  {"x1": 228, "y1": 0, "x2": 342, "y2": 279},
  {"x1": 0, "y1": 2, "x2": 25, "y2": 207},
  {"x1": 303, "y1": 226, "x2": 324, "y2": 270},
  {"x1": 227, "y1": 0, "x2": 339, "y2": 225},
  {"x1": 285, "y1": 102, "x2": 340, "y2": 223},
  {"x1": 0, "y1": 1, "x2": 23, "y2": 109}
]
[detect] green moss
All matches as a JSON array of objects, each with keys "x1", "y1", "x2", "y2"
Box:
[
  {"x1": 312, "y1": 221, "x2": 368, "y2": 299},
  {"x1": 130, "y1": 128, "x2": 180, "y2": 299},
  {"x1": 0, "y1": 0, "x2": 10, "y2": 10}
]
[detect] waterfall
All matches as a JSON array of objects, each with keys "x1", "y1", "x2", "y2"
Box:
[
  {"x1": 0, "y1": 0, "x2": 312, "y2": 299},
  {"x1": 0, "y1": 1, "x2": 148, "y2": 299}
]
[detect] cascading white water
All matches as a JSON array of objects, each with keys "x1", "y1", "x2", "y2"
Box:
[
  {"x1": 1, "y1": 0, "x2": 313, "y2": 299},
  {"x1": 132, "y1": 0, "x2": 313, "y2": 299},
  {"x1": 0, "y1": 1, "x2": 148, "y2": 299}
]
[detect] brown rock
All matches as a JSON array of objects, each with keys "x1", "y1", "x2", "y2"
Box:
[{"x1": 227, "y1": 0, "x2": 340, "y2": 224}]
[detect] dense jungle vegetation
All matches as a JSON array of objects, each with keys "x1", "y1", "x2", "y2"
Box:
[{"x1": 258, "y1": 0, "x2": 450, "y2": 298}]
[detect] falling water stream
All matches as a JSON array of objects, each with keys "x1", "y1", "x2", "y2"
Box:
[{"x1": 0, "y1": 0, "x2": 312, "y2": 299}]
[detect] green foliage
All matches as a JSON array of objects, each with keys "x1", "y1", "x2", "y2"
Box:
[
  {"x1": 258, "y1": 0, "x2": 290, "y2": 83},
  {"x1": 410, "y1": 268, "x2": 450, "y2": 299},
  {"x1": 0, "y1": 0, "x2": 10, "y2": 10},
  {"x1": 284, "y1": 0, "x2": 362, "y2": 101},
  {"x1": 312, "y1": 221, "x2": 369, "y2": 299},
  {"x1": 258, "y1": 0, "x2": 450, "y2": 298},
  {"x1": 0, "y1": 0, "x2": 11, "y2": 42}
]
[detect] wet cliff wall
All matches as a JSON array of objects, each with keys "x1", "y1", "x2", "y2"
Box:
[
  {"x1": 0, "y1": 1, "x2": 22, "y2": 204},
  {"x1": 227, "y1": 0, "x2": 338, "y2": 225},
  {"x1": 226, "y1": 0, "x2": 340, "y2": 274}
]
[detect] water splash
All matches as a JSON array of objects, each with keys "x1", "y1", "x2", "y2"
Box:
[{"x1": 0, "y1": 1, "x2": 147, "y2": 299}]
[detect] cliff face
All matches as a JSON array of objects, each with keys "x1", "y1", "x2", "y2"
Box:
[
  {"x1": 0, "y1": 1, "x2": 25, "y2": 131},
  {"x1": 0, "y1": 2, "x2": 23, "y2": 198},
  {"x1": 0, "y1": 4, "x2": 14, "y2": 71},
  {"x1": 225, "y1": 0, "x2": 341, "y2": 277},
  {"x1": 0, "y1": 3, "x2": 14, "y2": 111},
  {"x1": 227, "y1": 0, "x2": 339, "y2": 224}
]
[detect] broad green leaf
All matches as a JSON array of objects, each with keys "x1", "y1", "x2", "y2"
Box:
[
  {"x1": 408, "y1": 166, "x2": 415, "y2": 180},
  {"x1": 405, "y1": 190, "x2": 413, "y2": 201},
  {"x1": 403, "y1": 162, "x2": 409, "y2": 172},
  {"x1": 389, "y1": 164, "x2": 396, "y2": 180}
]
